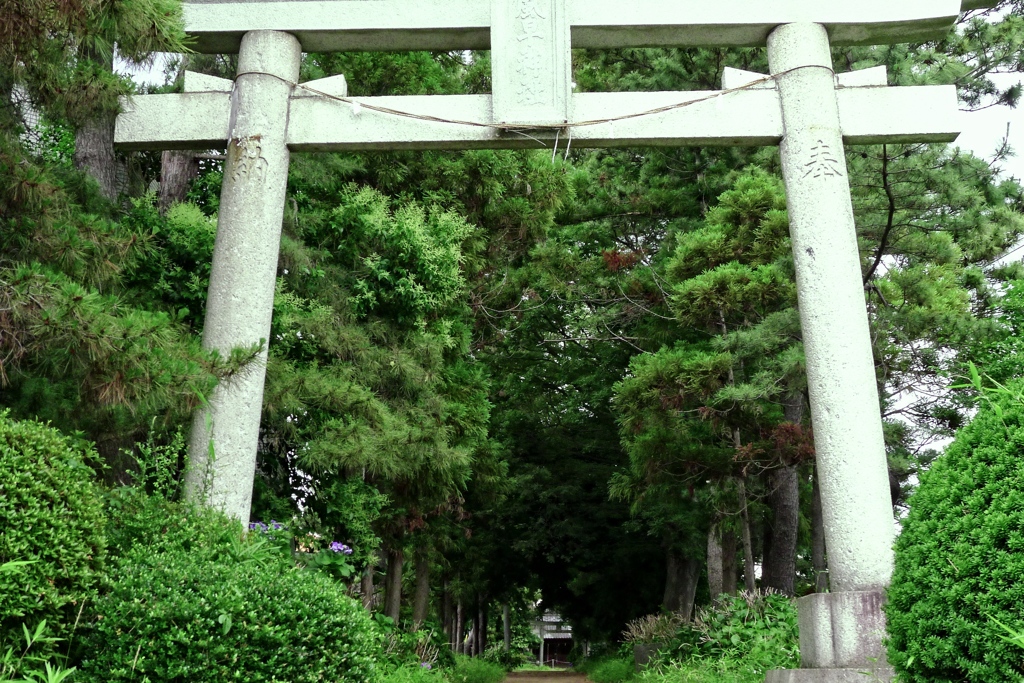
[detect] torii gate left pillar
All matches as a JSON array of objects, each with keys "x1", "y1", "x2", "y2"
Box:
[{"x1": 182, "y1": 31, "x2": 301, "y2": 514}]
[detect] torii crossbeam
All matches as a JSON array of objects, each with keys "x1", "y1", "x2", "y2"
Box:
[{"x1": 115, "y1": 2, "x2": 992, "y2": 680}]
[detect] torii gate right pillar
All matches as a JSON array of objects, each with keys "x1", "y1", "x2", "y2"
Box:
[{"x1": 767, "y1": 22, "x2": 895, "y2": 682}]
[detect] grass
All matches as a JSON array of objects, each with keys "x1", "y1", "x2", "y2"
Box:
[
  {"x1": 450, "y1": 655, "x2": 507, "y2": 683},
  {"x1": 585, "y1": 659, "x2": 635, "y2": 683},
  {"x1": 636, "y1": 659, "x2": 766, "y2": 683},
  {"x1": 513, "y1": 664, "x2": 564, "y2": 672}
]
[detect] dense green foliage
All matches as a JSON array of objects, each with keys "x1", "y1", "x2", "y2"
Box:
[
  {"x1": 1, "y1": 0, "x2": 187, "y2": 126},
  {"x1": 672, "y1": 592, "x2": 799, "y2": 676},
  {"x1": 80, "y1": 551, "x2": 380, "y2": 683},
  {"x1": 448, "y1": 656, "x2": 506, "y2": 683},
  {"x1": 584, "y1": 658, "x2": 636, "y2": 683},
  {"x1": 582, "y1": 592, "x2": 798, "y2": 683},
  {"x1": 103, "y1": 487, "x2": 245, "y2": 560},
  {"x1": 380, "y1": 663, "x2": 450, "y2": 683},
  {"x1": 887, "y1": 378, "x2": 1024, "y2": 681},
  {"x1": 634, "y1": 660, "x2": 766, "y2": 683},
  {"x1": 0, "y1": 412, "x2": 106, "y2": 653},
  {"x1": 78, "y1": 497, "x2": 380, "y2": 683}
]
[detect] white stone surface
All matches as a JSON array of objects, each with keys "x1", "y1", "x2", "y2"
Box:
[
  {"x1": 768, "y1": 22, "x2": 895, "y2": 594},
  {"x1": 723, "y1": 65, "x2": 889, "y2": 90},
  {"x1": 491, "y1": 0, "x2": 571, "y2": 126},
  {"x1": 798, "y1": 593, "x2": 837, "y2": 669},
  {"x1": 183, "y1": 30, "x2": 302, "y2": 523},
  {"x1": 116, "y1": 92, "x2": 231, "y2": 150},
  {"x1": 116, "y1": 86, "x2": 960, "y2": 151},
  {"x1": 573, "y1": 1, "x2": 961, "y2": 48},
  {"x1": 835, "y1": 85, "x2": 958, "y2": 144},
  {"x1": 181, "y1": 0, "x2": 964, "y2": 53},
  {"x1": 184, "y1": 70, "x2": 233, "y2": 93},
  {"x1": 722, "y1": 68, "x2": 776, "y2": 90},
  {"x1": 294, "y1": 73, "x2": 348, "y2": 98},
  {"x1": 836, "y1": 65, "x2": 887, "y2": 88},
  {"x1": 797, "y1": 592, "x2": 889, "y2": 669},
  {"x1": 765, "y1": 670, "x2": 893, "y2": 683}
]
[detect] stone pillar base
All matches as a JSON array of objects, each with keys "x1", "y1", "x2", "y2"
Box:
[
  {"x1": 766, "y1": 668, "x2": 893, "y2": 683},
  {"x1": 766, "y1": 590, "x2": 891, "y2": 683},
  {"x1": 798, "y1": 590, "x2": 888, "y2": 668}
]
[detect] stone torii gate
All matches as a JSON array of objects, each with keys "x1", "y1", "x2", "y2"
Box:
[{"x1": 116, "y1": 1, "x2": 990, "y2": 680}]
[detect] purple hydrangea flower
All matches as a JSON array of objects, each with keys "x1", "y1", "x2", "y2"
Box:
[
  {"x1": 420, "y1": 663, "x2": 432, "y2": 670},
  {"x1": 329, "y1": 541, "x2": 353, "y2": 554}
]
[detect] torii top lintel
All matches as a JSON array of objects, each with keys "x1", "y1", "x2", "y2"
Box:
[{"x1": 184, "y1": 0, "x2": 991, "y2": 54}]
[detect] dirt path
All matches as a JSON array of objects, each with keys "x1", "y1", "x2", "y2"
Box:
[{"x1": 504, "y1": 671, "x2": 589, "y2": 683}]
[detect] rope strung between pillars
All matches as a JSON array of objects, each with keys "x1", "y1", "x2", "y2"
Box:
[{"x1": 229, "y1": 64, "x2": 840, "y2": 150}]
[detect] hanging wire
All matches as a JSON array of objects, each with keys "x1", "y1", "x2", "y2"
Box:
[{"x1": 228, "y1": 64, "x2": 835, "y2": 143}]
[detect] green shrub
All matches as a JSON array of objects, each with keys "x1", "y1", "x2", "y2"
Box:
[
  {"x1": 373, "y1": 613, "x2": 454, "y2": 672},
  {"x1": 481, "y1": 643, "x2": 527, "y2": 671},
  {"x1": 102, "y1": 486, "x2": 248, "y2": 560},
  {"x1": 886, "y1": 378, "x2": 1024, "y2": 681},
  {"x1": 0, "y1": 412, "x2": 106, "y2": 650},
  {"x1": 623, "y1": 613, "x2": 685, "y2": 646},
  {"x1": 380, "y1": 662, "x2": 447, "y2": 683},
  {"x1": 78, "y1": 494, "x2": 377, "y2": 683},
  {"x1": 669, "y1": 591, "x2": 798, "y2": 678},
  {"x1": 0, "y1": 609, "x2": 77, "y2": 683},
  {"x1": 77, "y1": 543, "x2": 380, "y2": 683},
  {"x1": 635, "y1": 659, "x2": 760, "y2": 683},
  {"x1": 449, "y1": 654, "x2": 506, "y2": 683},
  {"x1": 587, "y1": 657, "x2": 635, "y2": 683}
]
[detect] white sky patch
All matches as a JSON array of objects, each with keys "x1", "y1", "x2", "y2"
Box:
[{"x1": 955, "y1": 73, "x2": 1024, "y2": 182}]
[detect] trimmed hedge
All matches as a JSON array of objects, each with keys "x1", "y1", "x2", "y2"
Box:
[
  {"x1": 886, "y1": 380, "x2": 1024, "y2": 681},
  {"x1": 78, "y1": 542, "x2": 380, "y2": 683},
  {"x1": 0, "y1": 411, "x2": 106, "y2": 649}
]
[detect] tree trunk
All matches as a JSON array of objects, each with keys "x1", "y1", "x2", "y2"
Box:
[
  {"x1": 456, "y1": 601, "x2": 464, "y2": 653},
  {"x1": 763, "y1": 464, "x2": 799, "y2": 596},
  {"x1": 158, "y1": 150, "x2": 200, "y2": 213},
  {"x1": 663, "y1": 549, "x2": 701, "y2": 621},
  {"x1": 443, "y1": 578, "x2": 453, "y2": 647},
  {"x1": 384, "y1": 544, "x2": 404, "y2": 623},
  {"x1": 736, "y1": 476, "x2": 757, "y2": 592},
  {"x1": 361, "y1": 563, "x2": 375, "y2": 610},
  {"x1": 412, "y1": 544, "x2": 431, "y2": 630},
  {"x1": 707, "y1": 524, "x2": 724, "y2": 599},
  {"x1": 722, "y1": 528, "x2": 738, "y2": 595},
  {"x1": 680, "y1": 557, "x2": 700, "y2": 621},
  {"x1": 503, "y1": 603, "x2": 511, "y2": 651},
  {"x1": 75, "y1": 110, "x2": 119, "y2": 200},
  {"x1": 468, "y1": 610, "x2": 477, "y2": 655},
  {"x1": 74, "y1": 47, "x2": 119, "y2": 200},
  {"x1": 811, "y1": 463, "x2": 829, "y2": 592},
  {"x1": 762, "y1": 395, "x2": 805, "y2": 596},
  {"x1": 479, "y1": 600, "x2": 488, "y2": 654}
]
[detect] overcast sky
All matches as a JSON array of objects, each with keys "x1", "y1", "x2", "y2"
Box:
[{"x1": 956, "y1": 75, "x2": 1024, "y2": 183}]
